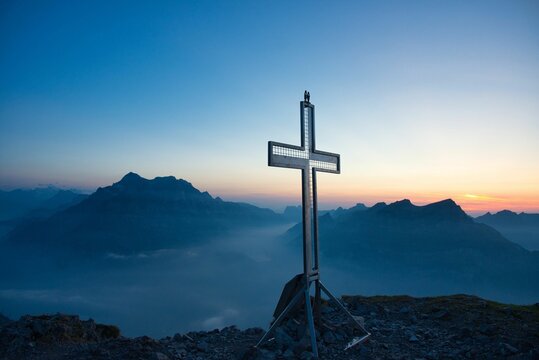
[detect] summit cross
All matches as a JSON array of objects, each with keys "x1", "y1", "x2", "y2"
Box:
[
  {"x1": 267, "y1": 95, "x2": 340, "y2": 279},
  {"x1": 257, "y1": 92, "x2": 370, "y2": 358}
]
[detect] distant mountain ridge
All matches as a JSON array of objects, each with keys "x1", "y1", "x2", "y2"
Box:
[
  {"x1": 3, "y1": 176, "x2": 539, "y2": 303},
  {"x1": 4, "y1": 173, "x2": 285, "y2": 254},
  {"x1": 476, "y1": 210, "x2": 539, "y2": 226},
  {"x1": 285, "y1": 198, "x2": 539, "y2": 303},
  {"x1": 0, "y1": 187, "x2": 87, "y2": 238},
  {"x1": 368, "y1": 198, "x2": 470, "y2": 222},
  {"x1": 19, "y1": 190, "x2": 88, "y2": 219},
  {"x1": 0, "y1": 186, "x2": 65, "y2": 221},
  {"x1": 476, "y1": 210, "x2": 539, "y2": 251},
  {"x1": 282, "y1": 202, "x2": 368, "y2": 223}
]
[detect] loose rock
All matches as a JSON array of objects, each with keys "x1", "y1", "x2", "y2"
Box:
[{"x1": 1, "y1": 294, "x2": 538, "y2": 359}]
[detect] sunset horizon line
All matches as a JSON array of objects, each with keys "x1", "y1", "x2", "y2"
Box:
[{"x1": 2, "y1": 172, "x2": 537, "y2": 216}]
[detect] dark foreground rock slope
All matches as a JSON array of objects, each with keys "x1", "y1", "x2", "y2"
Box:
[{"x1": 1, "y1": 295, "x2": 538, "y2": 360}]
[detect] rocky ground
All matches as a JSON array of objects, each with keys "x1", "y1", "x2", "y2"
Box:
[{"x1": 1, "y1": 294, "x2": 538, "y2": 359}]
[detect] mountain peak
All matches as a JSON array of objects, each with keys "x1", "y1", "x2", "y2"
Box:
[
  {"x1": 352, "y1": 202, "x2": 367, "y2": 210},
  {"x1": 112, "y1": 173, "x2": 199, "y2": 193},
  {"x1": 476, "y1": 209, "x2": 539, "y2": 229},
  {"x1": 425, "y1": 199, "x2": 460, "y2": 212},
  {"x1": 391, "y1": 199, "x2": 414, "y2": 208},
  {"x1": 111, "y1": 172, "x2": 147, "y2": 192},
  {"x1": 435, "y1": 198, "x2": 457, "y2": 206},
  {"x1": 152, "y1": 176, "x2": 194, "y2": 190},
  {"x1": 81, "y1": 174, "x2": 208, "y2": 205},
  {"x1": 375, "y1": 199, "x2": 415, "y2": 213},
  {"x1": 497, "y1": 210, "x2": 517, "y2": 216},
  {"x1": 369, "y1": 202, "x2": 388, "y2": 212},
  {"x1": 120, "y1": 172, "x2": 143, "y2": 182},
  {"x1": 422, "y1": 199, "x2": 469, "y2": 222},
  {"x1": 374, "y1": 198, "x2": 469, "y2": 222}
]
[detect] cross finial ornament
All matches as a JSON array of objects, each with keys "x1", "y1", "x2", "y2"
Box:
[
  {"x1": 256, "y1": 93, "x2": 370, "y2": 358},
  {"x1": 304, "y1": 90, "x2": 310, "y2": 103}
]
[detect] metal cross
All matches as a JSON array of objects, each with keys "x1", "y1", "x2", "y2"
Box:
[
  {"x1": 257, "y1": 93, "x2": 369, "y2": 358},
  {"x1": 267, "y1": 99, "x2": 339, "y2": 279}
]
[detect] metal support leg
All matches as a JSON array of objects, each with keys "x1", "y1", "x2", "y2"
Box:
[
  {"x1": 255, "y1": 285, "x2": 305, "y2": 348},
  {"x1": 314, "y1": 280, "x2": 321, "y2": 325},
  {"x1": 304, "y1": 285, "x2": 319, "y2": 358},
  {"x1": 319, "y1": 281, "x2": 370, "y2": 341}
]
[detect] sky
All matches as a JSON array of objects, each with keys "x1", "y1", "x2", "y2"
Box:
[{"x1": 1, "y1": 1, "x2": 538, "y2": 214}]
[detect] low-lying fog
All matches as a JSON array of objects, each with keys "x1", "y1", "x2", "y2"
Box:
[
  {"x1": 0, "y1": 223, "x2": 535, "y2": 337},
  {"x1": 1, "y1": 224, "x2": 298, "y2": 337}
]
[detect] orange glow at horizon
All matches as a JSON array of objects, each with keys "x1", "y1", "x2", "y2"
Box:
[
  {"x1": 207, "y1": 163, "x2": 539, "y2": 215},
  {"x1": 217, "y1": 183, "x2": 539, "y2": 215},
  {"x1": 324, "y1": 194, "x2": 539, "y2": 215},
  {"x1": 454, "y1": 194, "x2": 539, "y2": 214}
]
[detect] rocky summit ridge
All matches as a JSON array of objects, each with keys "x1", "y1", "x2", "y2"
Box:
[{"x1": 1, "y1": 294, "x2": 538, "y2": 360}]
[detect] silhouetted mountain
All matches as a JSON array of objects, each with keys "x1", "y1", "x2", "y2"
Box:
[
  {"x1": 476, "y1": 210, "x2": 539, "y2": 251},
  {"x1": 286, "y1": 199, "x2": 539, "y2": 303},
  {"x1": 330, "y1": 203, "x2": 368, "y2": 218},
  {"x1": 0, "y1": 188, "x2": 87, "y2": 238},
  {"x1": 282, "y1": 202, "x2": 367, "y2": 223},
  {"x1": 0, "y1": 187, "x2": 59, "y2": 221},
  {"x1": 370, "y1": 198, "x2": 470, "y2": 222},
  {"x1": 18, "y1": 190, "x2": 88, "y2": 220},
  {"x1": 3, "y1": 173, "x2": 284, "y2": 255},
  {"x1": 42, "y1": 190, "x2": 87, "y2": 209},
  {"x1": 282, "y1": 205, "x2": 302, "y2": 222},
  {"x1": 476, "y1": 210, "x2": 539, "y2": 226}
]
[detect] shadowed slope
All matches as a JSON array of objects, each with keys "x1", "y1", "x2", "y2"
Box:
[{"x1": 286, "y1": 199, "x2": 539, "y2": 302}]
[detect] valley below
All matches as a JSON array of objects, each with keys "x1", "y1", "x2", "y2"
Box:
[{"x1": 1, "y1": 174, "x2": 538, "y2": 352}]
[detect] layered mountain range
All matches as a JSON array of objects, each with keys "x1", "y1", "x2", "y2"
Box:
[
  {"x1": 476, "y1": 210, "x2": 539, "y2": 251},
  {"x1": 0, "y1": 188, "x2": 87, "y2": 238},
  {"x1": 2, "y1": 173, "x2": 283, "y2": 255},
  {"x1": 1, "y1": 173, "x2": 538, "y2": 305},
  {"x1": 0, "y1": 187, "x2": 86, "y2": 221},
  {"x1": 286, "y1": 199, "x2": 539, "y2": 302}
]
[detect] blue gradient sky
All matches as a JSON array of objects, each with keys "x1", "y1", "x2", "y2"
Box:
[{"x1": 1, "y1": 1, "x2": 538, "y2": 213}]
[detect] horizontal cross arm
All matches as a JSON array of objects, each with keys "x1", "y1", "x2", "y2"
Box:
[
  {"x1": 310, "y1": 150, "x2": 340, "y2": 174},
  {"x1": 268, "y1": 141, "x2": 308, "y2": 169}
]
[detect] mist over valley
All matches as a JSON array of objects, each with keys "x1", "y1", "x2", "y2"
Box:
[{"x1": 1, "y1": 173, "x2": 538, "y2": 337}]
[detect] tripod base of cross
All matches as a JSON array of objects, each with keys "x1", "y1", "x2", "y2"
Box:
[{"x1": 255, "y1": 274, "x2": 371, "y2": 358}]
